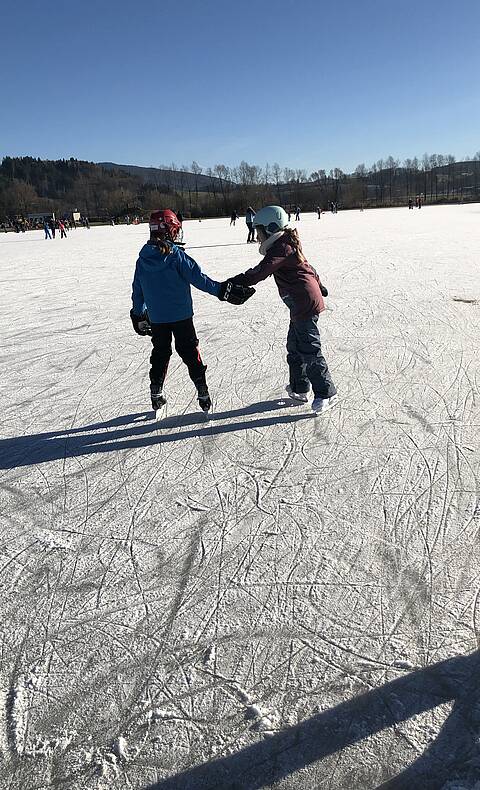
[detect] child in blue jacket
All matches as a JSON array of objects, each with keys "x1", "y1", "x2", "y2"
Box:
[{"x1": 131, "y1": 209, "x2": 254, "y2": 412}]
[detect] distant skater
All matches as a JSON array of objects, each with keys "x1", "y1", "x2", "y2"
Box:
[
  {"x1": 408, "y1": 198, "x2": 413, "y2": 209},
  {"x1": 295, "y1": 206, "x2": 301, "y2": 221},
  {"x1": 59, "y1": 220, "x2": 68, "y2": 238},
  {"x1": 246, "y1": 206, "x2": 256, "y2": 242},
  {"x1": 230, "y1": 210, "x2": 238, "y2": 226},
  {"x1": 49, "y1": 218, "x2": 56, "y2": 238},
  {"x1": 316, "y1": 206, "x2": 321, "y2": 219},
  {"x1": 44, "y1": 220, "x2": 52, "y2": 239}
]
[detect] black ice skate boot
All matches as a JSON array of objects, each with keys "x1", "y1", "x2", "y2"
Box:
[
  {"x1": 196, "y1": 381, "x2": 211, "y2": 412},
  {"x1": 191, "y1": 365, "x2": 211, "y2": 413},
  {"x1": 150, "y1": 382, "x2": 167, "y2": 411},
  {"x1": 192, "y1": 375, "x2": 211, "y2": 412}
]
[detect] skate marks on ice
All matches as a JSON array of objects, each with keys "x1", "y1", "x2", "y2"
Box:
[
  {"x1": 0, "y1": 399, "x2": 314, "y2": 470},
  {"x1": 2, "y1": 211, "x2": 480, "y2": 789},
  {"x1": 145, "y1": 649, "x2": 480, "y2": 790}
]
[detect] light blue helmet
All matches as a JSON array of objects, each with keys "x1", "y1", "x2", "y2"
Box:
[{"x1": 252, "y1": 205, "x2": 289, "y2": 235}]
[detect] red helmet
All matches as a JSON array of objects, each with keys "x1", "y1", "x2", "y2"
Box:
[{"x1": 149, "y1": 209, "x2": 181, "y2": 241}]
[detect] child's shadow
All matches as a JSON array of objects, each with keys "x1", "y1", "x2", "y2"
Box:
[
  {"x1": 1, "y1": 399, "x2": 314, "y2": 470},
  {"x1": 158, "y1": 397, "x2": 302, "y2": 428}
]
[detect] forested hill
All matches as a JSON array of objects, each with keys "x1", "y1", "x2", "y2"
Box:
[
  {"x1": 1, "y1": 154, "x2": 480, "y2": 220},
  {"x1": 0, "y1": 157, "x2": 142, "y2": 215},
  {"x1": 99, "y1": 162, "x2": 225, "y2": 192},
  {"x1": 0, "y1": 157, "x2": 228, "y2": 218}
]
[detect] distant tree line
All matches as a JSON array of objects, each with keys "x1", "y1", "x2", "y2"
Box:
[{"x1": 1, "y1": 152, "x2": 480, "y2": 222}]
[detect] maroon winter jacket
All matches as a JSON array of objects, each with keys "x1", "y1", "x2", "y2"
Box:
[{"x1": 233, "y1": 234, "x2": 325, "y2": 322}]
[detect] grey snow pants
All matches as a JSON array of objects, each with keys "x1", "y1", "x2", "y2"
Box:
[{"x1": 286, "y1": 315, "x2": 336, "y2": 399}]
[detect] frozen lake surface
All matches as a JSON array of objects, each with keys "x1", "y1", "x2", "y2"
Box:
[{"x1": 1, "y1": 205, "x2": 480, "y2": 789}]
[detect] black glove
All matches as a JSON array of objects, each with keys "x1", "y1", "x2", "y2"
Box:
[
  {"x1": 130, "y1": 309, "x2": 152, "y2": 335},
  {"x1": 229, "y1": 273, "x2": 249, "y2": 286},
  {"x1": 218, "y1": 280, "x2": 255, "y2": 305},
  {"x1": 320, "y1": 283, "x2": 328, "y2": 297}
]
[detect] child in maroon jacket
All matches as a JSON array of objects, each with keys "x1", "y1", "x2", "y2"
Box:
[{"x1": 231, "y1": 205, "x2": 337, "y2": 414}]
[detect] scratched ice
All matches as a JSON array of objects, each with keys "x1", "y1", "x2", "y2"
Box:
[{"x1": 1, "y1": 205, "x2": 480, "y2": 789}]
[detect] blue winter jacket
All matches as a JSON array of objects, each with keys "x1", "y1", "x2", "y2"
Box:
[{"x1": 132, "y1": 241, "x2": 221, "y2": 323}]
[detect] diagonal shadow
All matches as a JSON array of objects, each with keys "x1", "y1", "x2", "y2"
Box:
[
  {"x1": 143, "y1": 650, "x2": 480, "y2": 790},
  {"x1": 0, "y1": 399, "x2": 312, "y2": 470}
]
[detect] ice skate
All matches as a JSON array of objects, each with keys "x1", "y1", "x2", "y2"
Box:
[
  {"x1": 150, "y1": 383, "x2": 167, "y2": 412},
  {"x1": 285, "y1": 384, "x2": 309, "y2": 403},
  {"x1": 311, "y1": 395, "x2": 338, "y2": 415},
  {"x1": 196, "y1": 382, "x2": 212, "y2": 413}
]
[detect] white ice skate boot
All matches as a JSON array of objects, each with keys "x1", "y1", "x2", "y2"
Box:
[
  {"x1": 285, "y1": 385, "x2": 309, "y2": 403},
  {"x1": 311, "y1": 395, "x2": 338, "y2": 415}
]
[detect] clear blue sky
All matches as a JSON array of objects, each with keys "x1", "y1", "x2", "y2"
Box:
[{"x1": 2, "y1": 0, "x2": 479, "y2": 174}]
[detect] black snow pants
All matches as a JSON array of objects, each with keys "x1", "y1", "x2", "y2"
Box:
[
  {"x1": 286, "y1": 315, "x2": 336, "y2": 399},
  {"x1": 149, "y1": 318, "x2": 206, "y2": 387},
  {"x1": 246, "y1": 222, "x2": 255, "y2": 242}
]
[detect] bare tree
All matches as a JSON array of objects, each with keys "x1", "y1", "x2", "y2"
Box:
[
  {"x1": 385, "y1": 156, "x2": 398, "y2": 202},
  {"x1": 204, "y1": 166, "x2": 218, "y2": 214},
  {"x1": 429, "y1": 154, "x2": 438, "y2": 200},
  {"x1": 213, "y1": 164, "x2": 230, "y2": 215},
  {"x1": 421, "y1": 154, "x2": 430, "y2": 201},
  {"x1": 191, "y1": 161, "x2": 202, "y2": 210},
  {"x1": 180, "y1": 165, "x2": 193, "y2": 213},
  {"x1": 354, "y1": 164, "x2": 368, "y2": 204},
  {"x1": 271, "y1": 162, "x2": 282, "y2": 204},
  {"x1": 445, "y1": 154, "x2": 455, "y2": 199}
]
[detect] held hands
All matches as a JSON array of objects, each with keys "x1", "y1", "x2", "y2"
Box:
[
  {"x1": 130, "y1": 309, "x2": 152, "y2": 336},
  {"x1": 218, "y1": 280, "x2": 255, "y2": 305}
]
